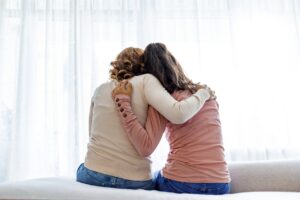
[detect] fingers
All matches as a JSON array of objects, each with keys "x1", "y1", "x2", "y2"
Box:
[
  {"x1": 112, "y1": 80, "x2": 132, "y2": 98},
  {"x1": 125, "y1": 81, "x2": 132, "y2": 91},
  {"x1": 112, "y1": 81, "x2": 125, "y2": 98},
  {"x1": 119, "y1": 80, "x2": 125, "y2": 88},
  {"x1": 120, "y1": 80, "x2": 132, "y2": 91},
  {"x1": 120, "y1": 80, "x2": 128, "y2": 89},
  {"x1": 112, "y1": 87, "x2": 119, "y2": 98},
  {"x1": 124, "y1": 81, "x2": 129, "y2": 90}
]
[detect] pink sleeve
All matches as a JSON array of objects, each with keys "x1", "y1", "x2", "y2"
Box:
[{"x1": 114, "y1": 94, "x2": 167, "y2": 157}]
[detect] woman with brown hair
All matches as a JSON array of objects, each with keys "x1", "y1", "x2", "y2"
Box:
[
  {"x1": 112, "y1": 43, "x2": 231, "y2": 194},
  {"x1": 76, "y1": 47, "x2": 211, "y2": 190}
]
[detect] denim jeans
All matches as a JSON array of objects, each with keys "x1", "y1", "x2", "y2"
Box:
[
  {"x1": 76, "y1": 163, "x2": 155, "y2": 190},
  {"x1": 155, "y1": 171, "x2": 230, "y2": 194}
]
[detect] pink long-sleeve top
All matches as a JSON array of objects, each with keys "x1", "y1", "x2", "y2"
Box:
[{"x1": 115, "y1": 90, "x2": 231, "y2": 183}]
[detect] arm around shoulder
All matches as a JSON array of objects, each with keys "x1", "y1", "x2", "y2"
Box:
[{"x1": 143, "y1": 74, "x2": 210, "y2": 124}]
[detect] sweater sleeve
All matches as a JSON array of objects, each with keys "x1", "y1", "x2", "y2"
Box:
[
  {"x1": 143, "y1": 74, "x2": 210, "y2": 124},
  {"x1": 114, "y1": 95, "x2": 167, "y2": 157}
]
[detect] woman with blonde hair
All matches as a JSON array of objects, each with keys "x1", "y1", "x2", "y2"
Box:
[{"x1": 76, "y1": 47, "x2": 211, "y2": 190}]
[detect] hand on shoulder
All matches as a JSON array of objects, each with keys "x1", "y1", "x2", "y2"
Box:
[
  {"x1": 112, "y1": 80, "x2": 133, "y2": 98},
  {"x1": 197, "y1": 84, "x2": 217, "y2": 100}
]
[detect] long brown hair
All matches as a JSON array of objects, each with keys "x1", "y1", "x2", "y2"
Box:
[
  {"x1": 143, "y1": 43, "x2": 200, "y2": 94},
  {"x1": 110, "y1": 47, "x2": 144, "y2": 81}
]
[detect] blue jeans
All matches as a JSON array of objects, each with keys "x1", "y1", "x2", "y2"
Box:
[
  {"x1": 76, "y1": 163, "x2": 155, "y2": 190},
  {"x1": 155, "y1": 171, "x2": 230, "y2": 194}
]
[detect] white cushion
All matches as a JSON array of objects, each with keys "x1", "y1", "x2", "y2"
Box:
[
  {"x1": 0, "y1": 177, "x2": 224, "y2": 200},
  {"x1": 0, "y1": 177, "x2": 300, "y2": 200},
  {"x1": 0, "y1": 160, "x2": 300, "y2": 200}
]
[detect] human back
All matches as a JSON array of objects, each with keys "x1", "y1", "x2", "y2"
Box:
[
  {"x1": 142, "y1": 43, "x2": 231, "y2": 194},
  {"x1": 163, "y1": 90, "x2": 230, "y2": 183},
  {"x1": 85, "y1": 75, "x2": 153, "y2": 181},
  {"x1": 77, "y1": 47, "x2": 156, "y2": 189}
]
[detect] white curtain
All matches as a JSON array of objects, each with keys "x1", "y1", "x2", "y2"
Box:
[{"x1": 1, "y1": 0, "x2": 300, "y2": 182}]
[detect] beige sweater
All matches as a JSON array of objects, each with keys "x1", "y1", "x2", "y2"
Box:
[{"x1": 84, "y1": 74, "x2": 210, "y2": 181}]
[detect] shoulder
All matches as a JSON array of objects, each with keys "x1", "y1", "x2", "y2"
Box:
[
  {"x1": 141, "y1": 73, "x2": 156, "y2": 80},
  {"x1": 141, "y1": 73, "x2": 161, "y2": 85},
  {"x1": 92, "y1": 80, "x2": 115, "y2": 98},
  {"x1": 204, "y1": 99, "x2": 219, "y2": 109},
  {"x1": 129, "y1": 73, "x2": 161, "y2": 87},
  {"x1": 94, "y1": 81, "x2": 113, "y2": 91},
  {"x1": 130, "y1": 73, "x2": 158, "y2": 81}
]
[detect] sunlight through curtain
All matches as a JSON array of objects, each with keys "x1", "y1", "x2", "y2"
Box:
[{"x1": 1, "y1": 0, "x2": 300, "y2": 182}]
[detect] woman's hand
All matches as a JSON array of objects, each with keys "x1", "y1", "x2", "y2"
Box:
[
  {"x1": 197, "y1": 84, "x2": 217, "y2": 100},
  {"x1": 112, "y1": 80, "x2": 133, "y2": 98},
  {"x1": 207, "y1": 88, "x2": 216, "y2": 100}
]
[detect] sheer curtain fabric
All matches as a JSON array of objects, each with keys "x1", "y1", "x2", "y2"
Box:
[{"x1": 1, "y1": 0, "x2": 300, "y2": 182}]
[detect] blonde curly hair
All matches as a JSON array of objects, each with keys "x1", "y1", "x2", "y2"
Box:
[{"x1": 110, "y1": 47, "x2": 144, "y2": 81}]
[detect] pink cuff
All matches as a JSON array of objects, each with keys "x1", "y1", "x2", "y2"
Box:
[
  {"x1": 114, "y1": 94, "x2": 132, "y2": 119},
  {"x1": 114, "y1": 94, "x2": 130, "y2": 102}
]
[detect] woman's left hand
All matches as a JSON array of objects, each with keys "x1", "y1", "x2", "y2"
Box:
[
  {"x1": 112, "y1": 80, "x2": 133, "y2": 98},
  {"x1": 197, "y1": 84, "x2": 217, "y2": 100}
]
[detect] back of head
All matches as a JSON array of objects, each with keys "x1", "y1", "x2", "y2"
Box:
[
  {"x1": 143, "y1": 43, "x2": 199, "y2": 94},
  {"x1": 110, "y1": 47, "x2": 144, "y2": 81}
]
